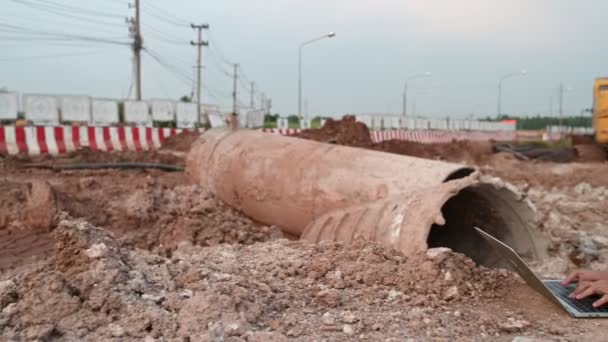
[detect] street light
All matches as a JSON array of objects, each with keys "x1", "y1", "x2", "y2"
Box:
[
  {"x1": 298, "y1": 32, "x2": 336, "y2": 120},
  {"x1": 402, "y1": 72, "x2": 431, "y2": 117},
  {"x1": 497, "y1": 69, "x2": 527, "y2": 116},
  {"x1": 558, "y1": 83, "x2": 573, "y2": 131}
]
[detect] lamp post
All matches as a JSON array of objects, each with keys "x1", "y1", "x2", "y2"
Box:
[
  {"x1": 498, "y1": 70, "x2": 527, "y2": 116},
  {"x1": 402, "y1": 72, "x2": 431, "y2": 117},
  {"x1": 558, "y1": 83, "x2": 573, "y2": 132},
  {"x1": 298, "y1": 32, "x2": 336, "y2": 120}
]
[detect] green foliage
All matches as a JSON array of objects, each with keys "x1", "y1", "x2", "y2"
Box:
[
  {"x1": 482, "y1": 115, "x2": 593, "y2": 130},
  {"x1": 155, "y1": 121, "x2": 177, "y2": 128},
  {"x1": 117, "y1": 101, "x2": 125, "y2": 123},
  {"x1": 179, "y1": 95, "x2": 192, "y2": 103}
]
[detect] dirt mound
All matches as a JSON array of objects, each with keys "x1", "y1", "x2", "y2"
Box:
[
  {"x1": 528, "y1": 182, "x2": 608, "y2": 277},
  {"x1": 482, "y1": 156, "x2": 608, "y2": 189},
  {"x1": 0, "y1": 171, "x2": 282, "y2": 276},
  {"x1": 161, "y1": 131, "x2": 201, "y2": 152},
  {"x1": 4, "y1": 148, "x2": 184, "y2": 168},
  {"x1": 574, "y1": 144, "x2": 606, "y2": 162},
  {"x1": 0, "y1": 218, "x2": 552, "y2": 340},
  {"x1": 373, "y1": 140, "x2": 494, "y2": 164},
  {"x1": 295, "y1": 116, "x2": 494, "y2": 164},
  {"x1": 296, "y1": 115, "x2": 373, "y2": 148}
]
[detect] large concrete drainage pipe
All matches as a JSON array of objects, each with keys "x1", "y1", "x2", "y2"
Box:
[{"x1": 186, "y1": 129, "x2": 545, "y2": 267}]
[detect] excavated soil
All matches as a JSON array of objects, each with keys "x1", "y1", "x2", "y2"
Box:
[
  {"x1": 2, "y1": 219, "x2": 608, "y2": 341},
  {"x1": 2, "y1": 128, "x2": 608, "y2": 340},
  {"x1": 160, "y1": 131, "x2": 201, "y2": 152},
  {"x1": 296, "y1": 115, "x2": 373, "y2": 148}
]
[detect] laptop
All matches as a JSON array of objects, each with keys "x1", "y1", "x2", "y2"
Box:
[{"x1": 474, "y1": 226, "x2": 608, "y2": 318}]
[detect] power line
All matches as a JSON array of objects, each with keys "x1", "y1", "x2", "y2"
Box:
[
  {"x1": 144, "y1": 48, "x2": 193, "y2": 86},
  {"x1": 141, "y1": 3, "x2": 188, "y2": 28},
  {"x1": 10, "y1": 0, "x2": 127, "y2": 32},
  {"x1": 143, "y1": 1, "x2": 193, "y2": 25},
  {"x1": 0, "y1": 50, "x2": 108, "y2": 61},
  {"x1": 0, "y1": 23, "x2": 130, "y2": 45},
  {"x1": 10, "y1": 0, "x2": 124, "y2": 19}
]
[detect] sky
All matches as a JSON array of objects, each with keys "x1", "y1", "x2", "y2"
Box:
[{"x1": 1, "y1": 0, "x2": 607, "y2": 119}]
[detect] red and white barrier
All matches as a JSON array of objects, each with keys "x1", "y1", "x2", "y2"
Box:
[
  {"x1": 262, "y1": 128, "x2": 519, "y2": 144},
  {"x1": 370, "y1": 130, "x2": 518, "y2": 144},
  {"x1": 0, "y1": 126, "x2": 528, "y2": 156},
  {"x1": 0, "y1": 126, "x2": 201, "y2": 156},
  {"x1": 261, "y1": 128, "x2": 302, "y2": 136}
]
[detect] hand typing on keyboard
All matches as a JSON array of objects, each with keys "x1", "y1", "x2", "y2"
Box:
[
  {"x1": 562, "y1": 270, "x2": 608, "y2": 308},
  {"x1": 568, "y1": 280, "x2": 608, "y2": 308}
]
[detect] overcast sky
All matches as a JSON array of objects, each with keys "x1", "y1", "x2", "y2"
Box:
[{"x1": 1, "y1": 0, "x2": 606, "y2": 118}]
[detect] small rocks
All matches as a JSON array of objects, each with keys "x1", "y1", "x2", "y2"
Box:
[
  {"x1": 387, "y1": 289, "x2": 402, "y2": 301},
  {"x1": 443, "y1": 286, "x2": 460, "y2": 301},
  {"x1": 574, "y1": 182, "x2": 593, "y2": 195},
  {"x1": 84, "y1": 243, "x2": 110, "y2": 259},
  {"x1": 141, "y1": 293, "x2": 165, "y2": 304},
  {"x1": 0, "y1": 280, "x2": 18, "y2": 310},
  {"x1": 342, "y1": 324, "x2": 354, "y2": 335},
  {"x1": 498, "y1": 318, "x2": 530, "y2": 333},
  {"x1": 108, "y1": 323, "x2": 125, "y2": 337},
  {"x1": 322, "y1": 312, "x2": 335, "y2": 325},
  {"x1": 426, "y1": 247, "x2": 452, "y2": 262},
  {"x1": 340, "y1": 311, "x2": 358, "y2": 324},
  {"x1": 179, "y1": 289, "x2": 193, "y2": 298}
]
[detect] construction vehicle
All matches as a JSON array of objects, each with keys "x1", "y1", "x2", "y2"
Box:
[{"x1": 593, "y1": 78, "x2": 608, "y2": 144}]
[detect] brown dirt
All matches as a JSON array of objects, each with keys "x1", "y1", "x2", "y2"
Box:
[
  {"x1": 2, "y1": 128, "x2": 608, "y2": 340},
  {"x1": 2, "y1": 148, "x2": 184, "y2": 168},
  {"x1": 296, "y1": 115, "x2": 373, "y2": 148},
  {"x1": 160, "y1": 131, "x2": 201, "y2": 152},
  {"x1": 3, "y1": 218, "x2": 607, "y2": 341},
  {"x1": 0, "y1": 155, "x2": 282, "y2": 278},
  {"x1": 373, "y1": 139, "x2": 495, "y2": 164}
]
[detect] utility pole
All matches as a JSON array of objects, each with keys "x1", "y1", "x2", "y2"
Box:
[
  {"x1": 260, "y1": 92, "x2": 266, "y2": 113},
  {"x1": 129, "y1": 0, "x2": 143, "y2": 100},
  {"x1": 190, "y1": 23, "x2": 209, "y2": 125},
  {"x1": 250, "y1": 82, "x2": 255, "y2": 109},
  {"x1": 232, "y1": 64, "x2": 239, "y2": 115}
]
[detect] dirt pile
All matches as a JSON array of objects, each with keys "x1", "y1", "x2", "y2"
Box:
[
  {"x1": 295, "y1": 116, "x2": 495, "y2": 164},
  {"x1": 0, "y1": 168, "x2": 282, "y2": 276},
  {"x1": 528, "y1": 182, "x2": 608, "y2": 277},
  {"x1": 374, "y1": 140, "x2": 494, "y2": 164},
  {"x1": 3, "y1": 217, "x2": 588, "y2": 341},
  {"x1": 161, "y1": 131, "x2": 201, "y2": 152},
  {"x1": 296, "y1": 115, "x2": 373, "y2": 147},
  {"x1": 482, "y1": 154, "x2": 608, "y2": 189},
  {"x1": 3, "y1": 148, "x2": 184, "y2": 169}
]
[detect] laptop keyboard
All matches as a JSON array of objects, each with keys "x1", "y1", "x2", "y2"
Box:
[{"x1": 544, "y1": 281, "x2": 608, "y2": 313}]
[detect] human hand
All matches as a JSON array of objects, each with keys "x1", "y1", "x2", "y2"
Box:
[
  {"x1": 569, "y1": 280, "x2": 608, "y2": 308},
  {"x1": 562, "y1": 270, "x2": 608, "y2": 286}
]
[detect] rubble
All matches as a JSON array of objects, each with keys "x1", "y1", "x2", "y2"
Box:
[{"x1": 2, "y1": 126, "x2": 608, "y2": 339}]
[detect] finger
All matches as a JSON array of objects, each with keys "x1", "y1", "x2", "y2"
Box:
[
  {"x1": 593, "y1": 295, "x2": 608, "y2": 308},
  {"x1": 563, "y1": 271, "x2": 581, "y2": 285},
  {"x1": 575, "y1": 286, "x2": 598, "y2": 300},
  {"x1": 570, "y1": 282, "x2": 591, "y2": 298}
]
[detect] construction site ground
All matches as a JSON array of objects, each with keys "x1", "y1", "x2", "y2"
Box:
[{"x1": 2, "y1": 122, "x2": 608, "y2": 341}]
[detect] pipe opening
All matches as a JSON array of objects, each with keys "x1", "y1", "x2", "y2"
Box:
[
  {"x1": 427, "y1": 185, "x2": 536, "y2": 269},
  {"x1": 443, "y1": 168, "x2": 476, "y2": 182}
]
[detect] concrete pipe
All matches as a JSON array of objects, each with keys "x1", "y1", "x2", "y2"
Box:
[{"x1": 186, "y1": 129, "x2": 545, "y2": 266}]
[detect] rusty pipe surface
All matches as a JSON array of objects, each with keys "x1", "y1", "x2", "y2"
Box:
[{"x1": 186, "y1": 129, "x2": 474, "y2": 236}]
